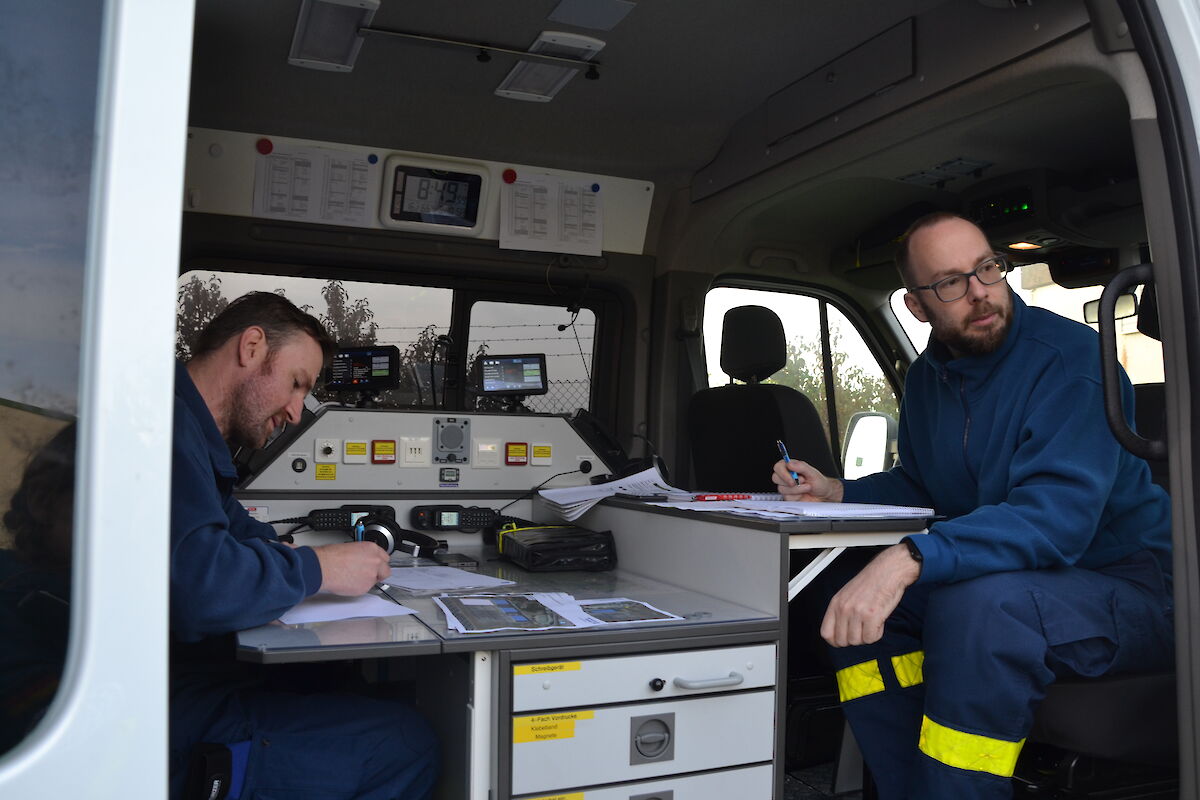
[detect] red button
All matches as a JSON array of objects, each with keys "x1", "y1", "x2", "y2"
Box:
[{"x1": 255, "y1": 138, "x2": 274, "y2": 155}]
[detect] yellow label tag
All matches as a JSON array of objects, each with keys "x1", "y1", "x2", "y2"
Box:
[
  {"x1": 315, "y1": 464, "x2": 337, "y2": 480},
  {"x1": 532, "y1": 444, "x2": 552, "y2": 458},
  {"x1": 513, "y1": 710, "x2": 594, "y2": 743},
  {"x1": 345, "y1": 441, "x2": 368, "y2": 455},
  {"x1": 526, "y1": 794, "x2": 585, "y2": 800},
  {"x1": 514, "y1": 662, "x2": 581, "y2": 676},
  {"x1": 374, "y1": 441, "x2": 396, "y2": 455}
]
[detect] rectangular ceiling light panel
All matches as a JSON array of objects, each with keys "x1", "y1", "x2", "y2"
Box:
[
  {"x1": 495, "y1": 31, "x2": 605, "y2": 102},
  {"x1": 289, "y1": 0, "x2": 380, "y2": 72}
]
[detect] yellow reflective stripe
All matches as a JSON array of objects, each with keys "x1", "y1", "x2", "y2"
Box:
[
  {"x1": 835, "y1": 659, "x2": 885, "y2": 702},
  {"x1": 918, "y1": 715, "x2": 1025, "y2": 778},
  {"x1": 891, "y1": 650, "x2": 924, "y2": 688}
]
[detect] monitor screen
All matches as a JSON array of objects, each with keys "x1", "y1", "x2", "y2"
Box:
[
  {"x1": 479, "y1": 354, "x2": 549, "y2": 396},
  {"x1": 325, "y1": 345, "x2": 400, "y2": 392}
]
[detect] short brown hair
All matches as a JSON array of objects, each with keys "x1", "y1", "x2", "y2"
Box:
[
  {"x1": 895, "y1": 211, "x2": 975, "y2": 288},
  {"x1": 191, "y1": 292, "x2": 337, "y2": 365}
]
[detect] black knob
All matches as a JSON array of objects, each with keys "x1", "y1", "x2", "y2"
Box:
[{"x1": 649, "y1": 678, "x2": 665, "y2": 691}]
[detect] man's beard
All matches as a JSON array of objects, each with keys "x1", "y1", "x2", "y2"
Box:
[
  {"x1": 926, "y1": 299, "x2": 1012, "y2": 358},
  {"x1": 227, "y1": 361, "x2": 277, "y2": 450}
]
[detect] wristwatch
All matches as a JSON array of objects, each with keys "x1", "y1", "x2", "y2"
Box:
[{"x1": 903, "y1": 537, "x2": 924, "y2": 567}]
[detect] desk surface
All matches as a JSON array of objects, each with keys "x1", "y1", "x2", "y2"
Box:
[{"x1": 237, "y1": 545, "x2": 777, "y2": 663}]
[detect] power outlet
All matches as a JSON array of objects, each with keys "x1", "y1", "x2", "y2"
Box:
[
  {"x1": 400, "y1": 436, "x2": 431, "y2": 467},
  {"x1": 314, "y1": 438, "x2": 341, "y2": 464}
]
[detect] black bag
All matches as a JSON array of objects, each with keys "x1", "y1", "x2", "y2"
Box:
[{"x1": 497, "y1": 522, "x2": 617, "y2": 572}]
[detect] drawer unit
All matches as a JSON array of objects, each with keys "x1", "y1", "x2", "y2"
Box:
[
  {"x1": 512, "y1": 644, "x2": 777, "y2": 711},
  {"x1": 511, "y1": 689, "x2": 775, "y2": 795},
  {"x1": 514, "y1": 763, "x2": 774, "y2": 799}
]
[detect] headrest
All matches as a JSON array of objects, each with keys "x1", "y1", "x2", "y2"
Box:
[
  {"x1": 720, "y1": 305, "x2": 786, "y2": 383},
  {"x1": 1138, "y1": 281, "x2": 1161, "y2": 342}
]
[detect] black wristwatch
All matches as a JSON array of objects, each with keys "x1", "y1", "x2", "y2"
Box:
[{"x1": 903, "y1": 537, "x2": 924, "y2": 567}]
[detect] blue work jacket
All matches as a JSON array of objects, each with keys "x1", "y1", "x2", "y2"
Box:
[
  {"x1": 844, "y1": 294, "x2": 1172, "y2": 586},
  {"x1": 170, "y1": 363, "x2": 322, "y2": 642}
]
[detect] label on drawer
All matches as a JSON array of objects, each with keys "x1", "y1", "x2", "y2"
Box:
[
  {"x1": 513, "y1": 710, "x2": 595, "y2": 743},
  {"x1": 514, "y1": 661, "x2": 581, "y2": 676}
]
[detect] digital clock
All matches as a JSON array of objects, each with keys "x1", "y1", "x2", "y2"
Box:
[{"x1": 380, "y1": 155, "x2": 486, "y2": 234}]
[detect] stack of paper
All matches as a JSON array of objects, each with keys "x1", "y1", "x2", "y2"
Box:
[
  {"x1": 539, "y1": 465, "x2": 687, "y2": 521},
  {"x1": 648, "y1": 499, "x2": 933, "y2": 521}
]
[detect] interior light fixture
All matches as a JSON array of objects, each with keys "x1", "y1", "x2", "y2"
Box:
[
  {"x1": 1007, "y1": 242, "x2": 1043, "y2": 250},
  {"x1": 495, "y1": 31, "x2": 605, "y2": 102},
  {"x1": 289, "y1": 0, "x2": 380, "y2": 72}
]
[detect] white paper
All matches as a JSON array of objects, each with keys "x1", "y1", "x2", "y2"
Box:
[
  {"x1": 254, "y1": 147, "x2": 372, "y2": 226},
  {"x1": 499, "y1": 174, "x2": 603, "y2": 256},
  {"x1": 539, "y1": 464, "x2": 686, "y2": 521},
  {"x1": 577, "y1": 597, "x2": 683, "y2": 625},
  {"x1": 279, "y1": 592, "x2": 415, "y2": 625},
  {"x1": 648, "y1": 499, "x2": 933, "y2": 520},
  {"x1": 385, "y1": 566, "x2": 516, "y2": 593}
]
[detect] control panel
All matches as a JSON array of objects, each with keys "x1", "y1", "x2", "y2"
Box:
[{"x1": 243, "y1": 407, "x2": 603, "y2": 493}]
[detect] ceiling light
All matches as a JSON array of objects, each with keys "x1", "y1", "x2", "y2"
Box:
[
  {"x1": 495, "y1": 31, "x2": 605, "y2": 102},
  {"x1": 289, "y1": 0, "x2": 380, "y2": 72},
  {"x1": 1007, "y1": 242, "x2": 1043, "y2": 250}
]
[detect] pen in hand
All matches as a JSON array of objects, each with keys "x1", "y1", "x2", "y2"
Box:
[{"x1": 776, "y1": 439, "x2": 799, "y2": 483}]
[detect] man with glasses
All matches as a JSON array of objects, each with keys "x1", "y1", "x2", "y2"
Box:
[{"x1": 773, "y1": 212, "x2": 1173, "y2": 799}]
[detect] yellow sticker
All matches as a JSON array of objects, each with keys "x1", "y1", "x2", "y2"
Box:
[
  {"x1": 374, "y1": 441, "x2": 396, "y2": 455},
  {"x1": 514, "y1": 662, "x2": 581, "y2": 676},
  {"x1": 345, "y1": 441, "x2": 368, "y2": 455},
  {"x1": 315, "y1": 464, "x2": 337, "y2": 480},
  {"x1": 532, "y1": 444, "x2": 552, "y2": 459},
  {"x1": 513, "y1": 710, "x2": 595, "y2": 744},
  {"x1": 525, "y1": 794, "x2": 584, "y2": 800}
]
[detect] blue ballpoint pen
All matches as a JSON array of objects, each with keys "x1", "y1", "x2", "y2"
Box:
[{"x1": 776, "y1": 439, "x2": 799, "y2": 482}]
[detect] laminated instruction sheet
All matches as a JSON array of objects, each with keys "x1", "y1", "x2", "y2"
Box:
[{"x1": 435, "y1": 593, "x2": 681, "y2": 634}]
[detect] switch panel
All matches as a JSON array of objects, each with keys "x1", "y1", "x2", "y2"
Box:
[
  {"x1": 400, "y1": 436, "x2": 431, "y2": 467},
  {"x1": 343, "y1": 440, "x2": 368, "y2": 464},
  {"x1": 475, "y1": 440, "x2": 501, "y2": 468},
  {"x1": 315, "y1": 438, "x2": 341, "y2": 464}
]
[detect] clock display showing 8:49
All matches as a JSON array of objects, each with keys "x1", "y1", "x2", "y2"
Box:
[{"x1": 388, "y1": 164, "x2": 483, "y2": 229}]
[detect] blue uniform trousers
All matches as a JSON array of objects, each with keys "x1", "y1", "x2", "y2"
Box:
[
  {"x1": 829, "y1": 552, "x2": 1173, "y2": 800},
  {"x1": 170, "y1": 663, "x2": 438, "y2": 800}
]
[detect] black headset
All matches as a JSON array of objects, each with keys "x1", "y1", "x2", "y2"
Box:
[{"x1": 353, "y1": 514, "x2": 440, "y2": 557}]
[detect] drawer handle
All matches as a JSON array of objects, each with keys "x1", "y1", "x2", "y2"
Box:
[{"x1": 672, "y1": 671, "x2": 744, "y2": 690}]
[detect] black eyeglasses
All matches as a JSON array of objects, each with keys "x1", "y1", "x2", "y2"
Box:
[{"x1": 910, "y1": 254, "x2": 1011, "y2": 303}]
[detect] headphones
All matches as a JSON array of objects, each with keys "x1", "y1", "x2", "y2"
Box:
[{"x1": 354, "y1": 514, "x2": 440, "y2": 557}]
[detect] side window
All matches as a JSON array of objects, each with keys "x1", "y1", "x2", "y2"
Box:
[
  {"x1": 177, "y1": 271, "x2": 453, "y2": 407},
  {"x1": 889, "y1": 263, "x2": 1164, "y2": 384},
  {"x1": 704, "y1": 287, "x2": 899, "y2": 463},
  {"x1": 0, "y1": 0, "x2": 102, "y2": 756},
  {"x1": 466, "y1": 301, "x2": 596, "y2": 413}
]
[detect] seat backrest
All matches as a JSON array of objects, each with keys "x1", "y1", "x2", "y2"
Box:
[{"x1": 687, "y1": 306, "x2": 838, "y2": 492}]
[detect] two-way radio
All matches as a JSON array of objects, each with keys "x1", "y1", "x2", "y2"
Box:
[{"x1": 409, "y1": 504, "x2": 498, "y2": 533}]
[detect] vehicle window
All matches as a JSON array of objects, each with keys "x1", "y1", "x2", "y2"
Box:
[
  {"x1": 177, "y1": 271, "x2": 453, "y2": 407},
  {"x1": 704, "y1": 287, "x2": 899, "y2": 458},
  {"x1": 888, "y1": 263, "x2": 1164, "y2": 384},
  {"x1": 0, "y1": 0, "x2": 102, "y2": 757},
  {"x1": 466, "y1": 301, "x2": 596, "y2": 414}
]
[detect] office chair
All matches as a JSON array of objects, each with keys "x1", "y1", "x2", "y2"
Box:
[{"x1": 687, "y1": 305, "x2": 838, "y2": 493}]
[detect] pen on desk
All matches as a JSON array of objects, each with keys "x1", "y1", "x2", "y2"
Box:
[
  {"x1": 693, "y1": 494, "x2": 752, "y2": 501},
  {"x1": 776, "y1": 439, "x2": 800, "y2": 482}
]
